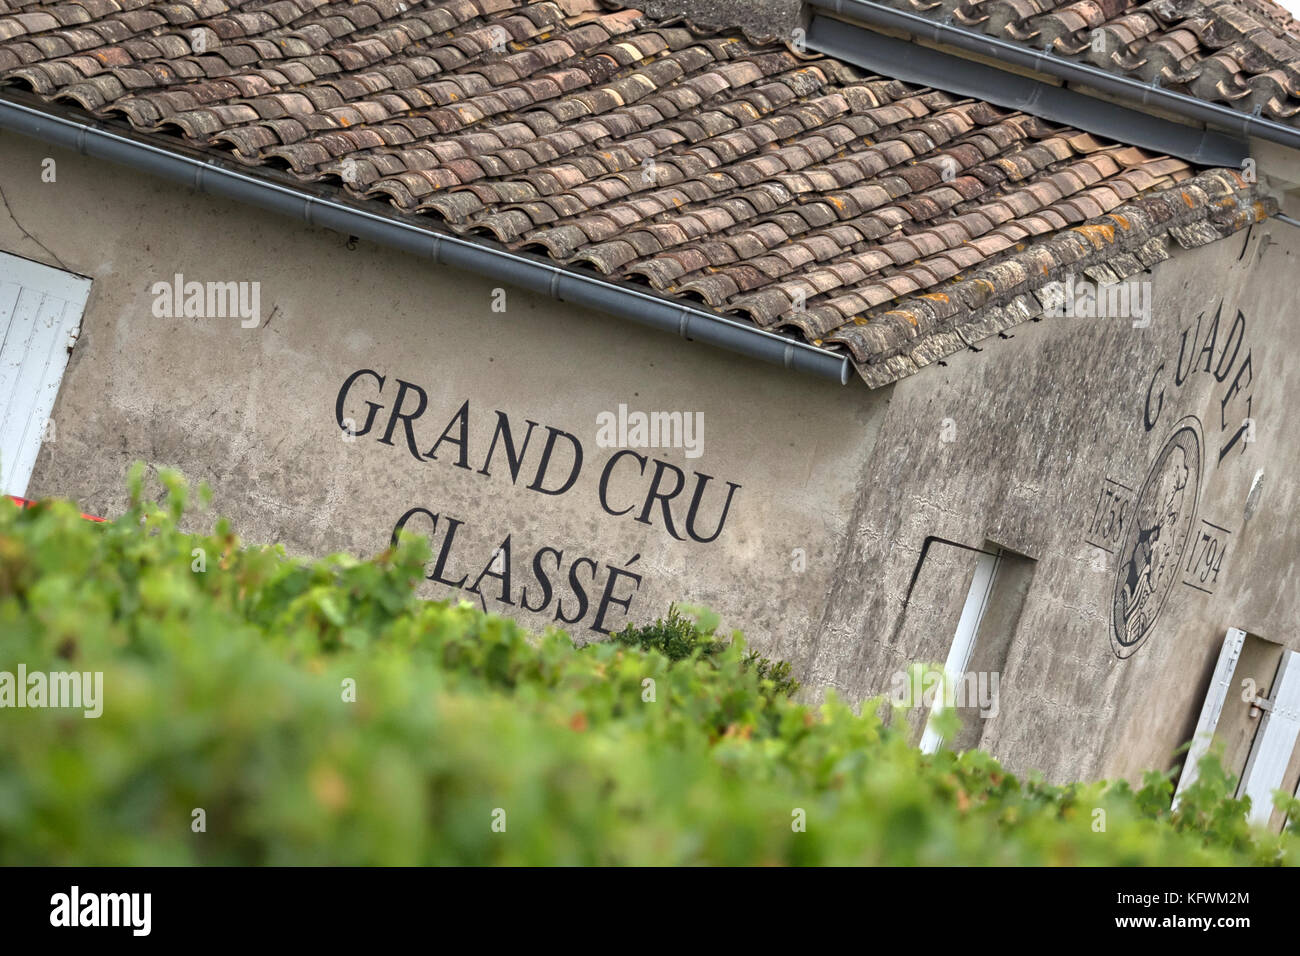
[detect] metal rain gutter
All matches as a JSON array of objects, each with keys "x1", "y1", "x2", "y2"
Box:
[
  {"x1": 808, "y1": 0, "x2": 1300, "y2": 153},
  {"x1": 805, "y1": 12, "x2": 1247, "y2": 166},
  {"x1": 0, "y1": 95, "x2": 852, "y2": 385}
]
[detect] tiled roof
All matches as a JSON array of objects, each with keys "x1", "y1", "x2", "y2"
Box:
[
  {"x1": 874, "y1": 0, "x2": 1300, "y2": 128},
  {"x1": 0, "y1": 0, "x2": 1273, "y2": 385}
]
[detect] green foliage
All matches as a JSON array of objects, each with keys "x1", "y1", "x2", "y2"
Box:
[
  {"x1": 0, "y1": 473, "x2": 1295, "y2": 865},
  {"x1": 610, "y1": 603, "x2": 800, "y2": 701},
  {"x1": 610, "y1": 603, "x2": 726, "y2": 661}
]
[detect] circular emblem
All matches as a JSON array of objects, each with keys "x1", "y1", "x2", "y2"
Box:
[{"x1": 1110, "y1": 418, "x2": 1202, "y2": 658}]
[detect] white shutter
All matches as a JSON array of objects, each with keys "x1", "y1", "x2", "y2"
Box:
[
  {"x1": 0, "y1": 252, "x2": 91, "y2": 496},
  {"x1": 1239, "y1": 650, "x2": 1300, "y2": 826},
  {"x1": 920, "y1": 549, "x2": 1001, "y2": 754},
  {"x1": 1172, "y1": 627, "x2": 1246, "y2": 809}
]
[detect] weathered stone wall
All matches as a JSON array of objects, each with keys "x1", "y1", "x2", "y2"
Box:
[
  {"x1": 809, "y1": 217, "x2": 1298, "y2": 783},
  {"x1": 3, "y1": 128, "x2": 1297, "y2": 785},
  {"x1": 0, "y1": 131, "x2": 886, "y2": 669}
]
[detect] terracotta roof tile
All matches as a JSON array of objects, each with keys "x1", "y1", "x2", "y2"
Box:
[
  {"x1": 0, "y1": 0, "x2": 1269, "y2": 385},
  {"x1": 880, "y1": 0, "x2": 1300, "y2": 126}
]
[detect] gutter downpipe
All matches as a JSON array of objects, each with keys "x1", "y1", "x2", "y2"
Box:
[
  {"x1": 0, "y1": 95, "x2": 852, "y2": 385},
  {"x1": 808, "y1": 0, "x2": 1300, "y2": 152}
]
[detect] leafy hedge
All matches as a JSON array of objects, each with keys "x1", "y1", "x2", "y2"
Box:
[{"x1": 0, "y1": 467, "x2": 1295, "y2": 865}]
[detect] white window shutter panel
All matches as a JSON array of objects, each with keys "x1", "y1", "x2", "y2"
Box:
[
  {"x1": 1172, "y1": 627, "x2": 1246, "y2": 809},
  {"x1": 1239, "y1": 651, "x2": 1300, "y2": 826},
  {"x1": 0, "y1": 252, "x2": 92, "y2": 497},
  {"x1": 920, "y1": 549, "x2": 1001, "y2": 755}
]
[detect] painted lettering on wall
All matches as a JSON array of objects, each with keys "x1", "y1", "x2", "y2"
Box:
[
  {"x1": 1142, "y1": 301, "x2": 1254, "y2": 462},
  {"x1": 1111, "y1": 418, "x2": 1202, "y2": 657},
  {"x1": 335, "y1": 369, "x2": 743, "y2": 634},
  {"x1": 1084, "y1": 300, "x2": 1260, "y2": 659}
]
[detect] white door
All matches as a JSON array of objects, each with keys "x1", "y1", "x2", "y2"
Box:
[
  {"x1": 1172, "y1": 627, "x2": 1246, "y2": 808},
  {"x1": 0, "y1": 251, "x2": 91, "y2": 496},
  {"x1": 1174, "y1": 630, "x2": 1300, "y2": 827},
  {"x1": 1239, "y1": 650, "x2": 1300, "y2": 826}
]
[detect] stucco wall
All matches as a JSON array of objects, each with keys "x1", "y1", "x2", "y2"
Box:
[
  {"x1": 0, "y1": 130, "x2": 886, "y2": 669},
  {"x1": 808, "y1": 215, "x2": 1299, "y2": 782},
  {"x1": 3, "y1": 127, "x2": 1297, "y2": 785}
]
